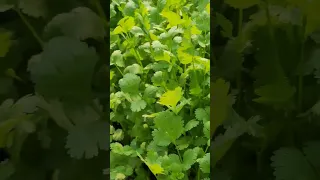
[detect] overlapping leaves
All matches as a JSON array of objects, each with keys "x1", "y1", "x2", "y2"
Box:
[{"x1": 110, "y1": 0, "x2": 210, "y2": 179}]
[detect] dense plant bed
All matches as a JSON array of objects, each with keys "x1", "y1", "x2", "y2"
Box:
[
  {"x1": 110, "y1": 0, "x2": 210, "y2": 179},
  {"x1": 212, "y1": 0, "x2": 320, "y2": 180},
  {"x1": 0, "y1": 0, "x2": 109, "y2": 179}
]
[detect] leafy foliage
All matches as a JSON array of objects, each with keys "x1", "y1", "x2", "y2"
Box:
[
  {"x1": 110, "y1": 0, "x2": 210, "y2": 179},
  {"x1": 0, "y1": 0, "x2": 109, "y2": 179},
  {"x1": 213, "y1": 0, "x2": 320, "y2": 179}
]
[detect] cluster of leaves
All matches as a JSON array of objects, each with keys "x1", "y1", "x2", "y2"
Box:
[
  {"x1": 110, "y1": 0, "x2": 210, "y2": 179},
  {"x1": 0, "y1": 0, "x2": 110, "y2": 179},
  {"x1": 213, "y1": 0, "x2": 320, "y2": 179}
]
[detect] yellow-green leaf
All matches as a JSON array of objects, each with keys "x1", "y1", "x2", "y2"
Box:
[
  {"x1": 206, "y1": 3, "x2": 210, "y2": 14},
  {"x1": 191, "y1": 25, "x2": 201, "y2": 35},
  {"x1": 148, "y1": 163, "x2": 165, "y2": 175},
  {"x1": 161, "y1": 11, "x2": 185, "y2": 28},
  {"x1": 0, "y1": 30, "x2": 12, "y2": 57},
  {"x1": 113, "y1": 26, "x2": 124, "y2": 35},
  {"x1": 158, "y1": 87, "x2": 182, "y2": 108},
  {"x1": 0, "y1": 118, "x2": 21, "y2": 147},
  {"x1": 118, "y1": 16, "x2": 135, "y2": 33},
  {"x1": 110, "y1": 71, "x2": 115, "y2": 80},
  {"x1": 178, "y1": 49, "x2": 193, "y2": 64},
  {"x1": 136, "y1": 151, "x2": 165, "y2": 175},
  {"x1": 149, "y1": 32, "x2": 158, "y2": 40},
  {"x1": 154, "y1": 50, "x2": 171, "y2": 62}
]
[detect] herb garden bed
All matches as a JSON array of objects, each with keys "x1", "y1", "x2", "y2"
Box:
[{"x1": 110, "y1": 0, "x2": 210, "y2": 179}]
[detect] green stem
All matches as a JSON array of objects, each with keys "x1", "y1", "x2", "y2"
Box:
[
  {"x1": 197, "y1": 168, "x2": 201, "y2": 180},
  {"x1": 15, "y1": 8, "x2": 44, "y2": 47},
  {"x1": 197, "y1": 144, "x2": 209, "y2": 179},
  {"x1": 124, "y1": 33, "x2": 143, "y2": 67},
  {"x1": 115, "y1": 65, "x2": 124, "y2": 76},
  {"x1": 132, "y1": 48, "x2": 143, "y2": 67},
  {"x1": 92, "y1": 0, "x2": 108, "y2": 27},
  {"x1": 204, "y1": 144, "x2": 209, "y2": 153},
  {"x1": 174, "y1": 143, "x2": 182, "y2": 162},
  {"x1": 94, "y1": 0, "x2": 106, "y2": 19}
]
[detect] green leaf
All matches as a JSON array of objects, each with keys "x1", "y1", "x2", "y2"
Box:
[
  {"x1": 114, "y1": 16, "x2": 135, "y2": 34},
  {"x1": 215, "y1": 12, "x2": 233, "y2": 38},
  {"x1": 143, "y1": 84, "x2": 159, "y2": 98},
  {"x1": 271, "y1": 145, "x2": 319, "y2": 180},
  {"x1": 161, "y1": 11, "x2": 185, "y2": 28},
  {"x1": 130, "y1": 99, "x2": 147, "y2": 112},
  {"x1": 44, "y1": 7, "x2": 105, "y2": 40},
  {"x1": 110, "y1": 142, "x2": 135, "y2": 156},
  {"x1": 0, "y1": 0, "x2": 13, "y2": 12},
  {"x1": 303, "y1": 142, "x2": 320, "y2": 173},
  {"x1": 130, "y1": 26, "x2": 145, "y2": 37},
  {"x1": 0, "y1": 30, "x2": 12, "y2": 57},
  {"x1": 124, "y1": 64, "x2": 143, "y2": 74},
  {"x1": 152, "y1": 71, "x2": 167, "y2": 86},
  {"x1": 194, "y1": 11, "x2": 210, "y2": 32},
  {"x1": 211, "y1": 79, "x2": 230, "y2": 136},
  {"x1": 253, "y1": 82, "x2": 296, "y2": 105},
  {"x1": 152, "y1": 40, "x2": 167, "y2": 52},
  {"x1": 195, "y1": 107, "x2": 210, "y2": 122},
  {"x1": 0, "y1": 160, "x2": 14, "y2": 179},
  {"x1": 152, "y1": 129, "x2": 171, "y2": 146},
  {"x1": 177, "y1": 49, "x2": 193, "y2": 64},
  {"x1": 66, "y1": 121, "x2": 109, "y2": 159},
  {"x1": 153, "y1": 111, "x2": 184, "y2": 143},
  {"x1": 123, "y1": 0, "x2": 136, "y2": 16},
  {"x1": 119, "y1": 73, "x2": 141, "y2": 94},
  {"x1": 184, "y1": 119, "x2": 199, "y2": 132},
  {"x1": 18, "y1": 0, "x2": 47, "y2": 18},
  {"x1": 158, "y1": 87, "x2": 183, "y2": 108},
  {"x1": 182, "y1": 148, "x2": 198, "y2": 170},
  {"x1": 28, "y1": 36, "x2": 98, "y2": 103},
  {"x1": 111, "y1": 50, "x2": 125, "y2": 67},
  {"x1": 197, "y1": 153, "x2": 210, "y2": 173}
]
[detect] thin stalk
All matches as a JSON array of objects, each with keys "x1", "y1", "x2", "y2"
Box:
[
  {"x1": 115, "y1": 65, "x2": 124, "y2": 76},
  {"x1": 192, "y1": 49, "x2": 200, "y2": 93},
  {"x1": 174, "y1": 143, "x2": 182, "y2": 162},
  {"x1": 124, "y1": 33, "x2": 143, "y2": 67},
  {"x1": 132, "y1": 48, "x2": 143, "y2": 67},
  {"x1": 197, "y1": 144, "x2": 209, "y2": 179},
  {"x1": 15, "y1": 8, "x2": 44, "y2": 47},
  {"x1": 177, "y1": 148, "x2": 182, "y2": 162},
  {"x1": 92, "y1": 0, "x2": 108, "y2": 27}
]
